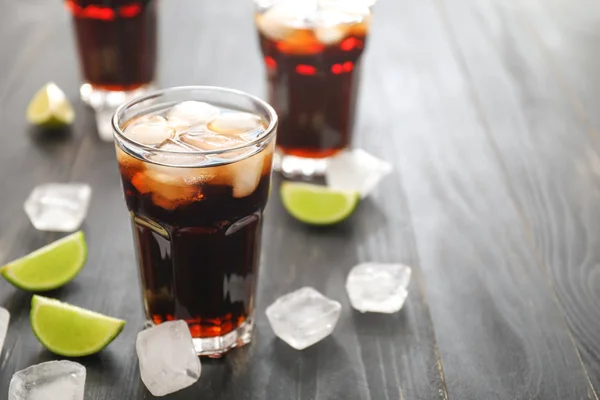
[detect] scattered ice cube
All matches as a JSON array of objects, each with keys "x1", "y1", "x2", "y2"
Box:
[
  {"x1": 0, "y1": 307, "x2": 9, "y2": 355},
  {"x1": 207, "y1": 112, "x2": 264, "y2": 137},
  {"x1": 326, "y1": 149, "x2": 392, "y2": 198},
  {"x1": 125, "y1": 123, "x2": 175, "y2": 146},
  {"x1": 9, "y1": 360, "x2": 86, "y2": 400},
  {"x1": 136, "y1": 320, "x2": 201, "y2": 397},
  {"x1": 24, "y1": 183, "x2": 92, "y2": 232},
  {"x1": 346, "y1": 263, "x2": 411, "y2": 313},
  {"x1": 167, "y1": 101, "x2": 220, "y2": 128},
  {"x1": 266, "y1": 287, "x2": 341, "y2": 350}
]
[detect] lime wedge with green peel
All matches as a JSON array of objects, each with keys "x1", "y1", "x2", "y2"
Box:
[
  {"x1": 27, "y1": 82, "x2": 75, "y2": 128},
  {"x1": 0, "y1": 231, "x2": 87, "y2": 291},
  {"x1": 31, "y1": 295, "x2": 125, "y2": 357},
  {"x1": 280, "y1": 182, "x2": 360, "y2": 225}
]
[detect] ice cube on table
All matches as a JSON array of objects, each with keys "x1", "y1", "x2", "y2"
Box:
[
  {"x1": 346, "y1": 263, "x2": 412, "y2": 313},
  {"x1": 24, "y1": 183, "x2": 92, "y2": 232},
  {"x1": 167, "y1": 101, "x2": 220, "y2": 129},
  {"x1": 325, "y1": 149, "x2": 392, "y2": 198},
  {"x1": 9, "y1": 360, "x2": 86, "y2": 400},
  {"x1": 136, "y1": 320, "x2": 201, "y2": 397},
  {"x1": 0, "y1": 307, "x2": 9, "y2": 355},
  {"x1": 266, "y1": 287, "x2": 341, "y2": 350}
]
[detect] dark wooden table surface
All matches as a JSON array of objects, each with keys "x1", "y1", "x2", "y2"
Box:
[{"x1": 2, "y1": 0, "x2": 600, "y2": 398}]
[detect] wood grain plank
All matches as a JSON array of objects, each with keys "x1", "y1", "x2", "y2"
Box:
[
  {"x1": 507, "y1": 0, "x2": 600, "y2": 148},
  {"x1": 436, "y1": 0, "x2": 600, "y2": 395},
  {"x1": 374, "y1": 0, "x2": 595, "y2": 398}
]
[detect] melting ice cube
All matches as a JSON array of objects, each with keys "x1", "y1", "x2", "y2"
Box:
[
  {"x1": 346, "y1": 263, "x2": 411, "y2": 313},
  {"x1": 125, "y1": 122, "x2": 175, "y2": 146},
  {"x1": 266, "y1": 287, "x2": 341, "y2": 350},
  {"x1": 167, "y1": 101, "x2": 220, "y2": 129},
  {"x1": 180, "y1": 129, "x2": 246, "y2": 151},
  {"x1": 23, "y1": 183, "x2": 92, "y2": 232},
  {"x1": 136, "y1": 320, "x2": 201, "y2": 397},
  {"x1": 326, "y1": 149, "x2": 392, "y2": 198},
  {"x1": 207, "y1": 112, "x2": 264, "y2": 138},
  {"x1": 9, "y1": 360, "x2": 86, "y2": 400}
]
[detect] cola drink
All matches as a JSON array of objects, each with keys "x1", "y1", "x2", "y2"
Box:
[
  {"x1": 113, "y1": 88, "x2": 277, "y2": 357},
  {"x1": 255, "y1": 1, "x2": 371, "y2": 173},
  {"x1": 65, "y1": 0, "x2": 157, "y2": 105}
]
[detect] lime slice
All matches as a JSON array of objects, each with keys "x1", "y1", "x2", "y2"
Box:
[
  {"x1": 0, "y1": 231, "x2": 87, "y2": 291},
  {"x1": 26, "y1": 82, "x2": 75, "y2": 128},
  {"x1": 280, "y1": 182, "x2": 360, "y2": 225},
  {"x1": 31, "y1": 295, "x2": 125, "y2": 357}
]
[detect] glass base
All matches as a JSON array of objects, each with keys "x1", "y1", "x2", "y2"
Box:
[
  {"x1": 81, "y1": 83, "x2": 155, "y2": 142},
  {"x1": 80, "y1": 83, "x2": 155, "y2": 110},
  {"x1": 144, "y1": 317, "x2": 254, "y2": 358},
  {"x1": 193, "y1": 318, "x2": 254, "y2": 358},
  {"x1": 274, "y1": 151, "x2": 329, "y2": 180}
]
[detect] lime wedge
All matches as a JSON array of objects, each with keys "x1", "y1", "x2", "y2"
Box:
[
  {"x1": 31, "y1": 295, "x2": 125, "y2": 357},
  {"x1": 0, "y1": 231, "x2": 87, "y2": 291},
  {"x1": 26, "y1": 82, "x2": 75, "y2": 128},
  {"x1": 280, "y1": 182, "x2": 360, "y2": 225}
]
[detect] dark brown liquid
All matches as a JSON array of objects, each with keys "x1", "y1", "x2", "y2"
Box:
[
  {"x1": 66, "y1": 0, "x2": 157, "y2": 91},
  {"x1": 258, "y1": 22, "x2": 367, "y2": 158},
  {"x1": 118, "y1": 154, "x2": 272, "y2": 338}
]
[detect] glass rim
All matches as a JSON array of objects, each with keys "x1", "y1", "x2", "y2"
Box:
[{"x1": 111, "y1": 85, "x2": 278, "y2": 156}]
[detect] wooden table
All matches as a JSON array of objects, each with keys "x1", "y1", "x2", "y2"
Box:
[{"x1": 2, "y1": 0, "x2": 600, "y2": 398}]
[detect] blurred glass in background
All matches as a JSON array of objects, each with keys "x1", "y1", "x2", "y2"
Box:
[{"x1": 65, "y1": 0, "x2": 158, "y2": 140}]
